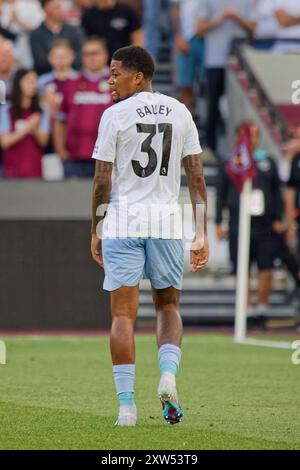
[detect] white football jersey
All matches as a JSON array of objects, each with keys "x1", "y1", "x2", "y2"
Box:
[{"x1": 92, "y1": 91, "x2": 202, "y2": 239}]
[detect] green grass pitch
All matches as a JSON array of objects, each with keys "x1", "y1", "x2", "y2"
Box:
[{"x1": 0, "y1": 334, "x2": 299, "y2": 450}]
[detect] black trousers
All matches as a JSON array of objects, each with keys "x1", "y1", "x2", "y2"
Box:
[
  {"x1": 274, "y1": 233, "x2": 300, "y2": 286},
  {"x1": 206, "y1": 68, "x2": 225, "y2": 152}
]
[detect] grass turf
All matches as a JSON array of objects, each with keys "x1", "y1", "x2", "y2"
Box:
[{"x1": 0, "y1": 334, "x2": 299, "y2": 450}]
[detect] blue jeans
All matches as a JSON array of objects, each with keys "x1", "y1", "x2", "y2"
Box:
[{"x1": 143, "y1": 0, "x2": 161, "y2": 59}]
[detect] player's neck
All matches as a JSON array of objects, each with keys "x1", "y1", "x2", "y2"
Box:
[{"x1": 136, "y1": 83, "x2": 153, "y2": 94}]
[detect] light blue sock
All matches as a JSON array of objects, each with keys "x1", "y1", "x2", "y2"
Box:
[
  {"x1": 118, "y1": 392, "x2": 134, "y2": 406},
  {"x1": 158, "y1": 344, "x2": 181, "y2": 376},
  {"x1": 113, "y1": 364, "x2": 135, "y2": 406}
]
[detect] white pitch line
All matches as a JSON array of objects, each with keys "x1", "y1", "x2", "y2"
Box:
[{"x1": 235, "y1": 338, "x2": 293, "y2": 350}]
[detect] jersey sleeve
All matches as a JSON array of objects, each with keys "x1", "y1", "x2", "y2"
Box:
[
  {"x1": 92, "y1": 108, "x2": 119, "y2": 163},
  {"x1": 56, "y1": 90, "x2": 68, "y2": 121},
  {"x1": 274, "y1": 0, "x2": 284, "y2": 10},
  {"x1": 39, "y1": 106, "x2": 51, "y2": 133},
  {"x1": 198, "y1": 0, "x2": 211, "y2": 20},
  {"x1": 249, "y1": 0, "x2": 258, "y2": 22},
  {"x1": 0, "y1": 104, "x2": 11, "y2": 134},
  {"x1": 181, "y1": 108, "x2": 202, "y2": 160}
]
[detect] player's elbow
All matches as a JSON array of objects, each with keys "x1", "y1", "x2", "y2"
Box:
[{"x1": 0, "y1": 135, "x2": 11, "y2": 149}]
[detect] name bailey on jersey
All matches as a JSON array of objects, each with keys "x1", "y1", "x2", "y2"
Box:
[{"x1": 136, "y1": 105, "x2": 173, "y2": 118}]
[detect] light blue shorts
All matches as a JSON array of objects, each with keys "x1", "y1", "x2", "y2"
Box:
[
  {"x1": 102, "y1": 238, "x2": 184, "y2": 292},
  {"x1": 175, "y1": 36, "x2": 204, "y2": 88}
]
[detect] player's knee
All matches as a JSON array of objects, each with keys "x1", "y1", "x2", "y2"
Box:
[
  {"x1": 112, "y1": 308, "x2": 136, "y2": 321},
  {"x1": 156, "y1": 302, "x2": 179, "y2": 316},
  {"x1": 259, "y1": 269, "x2": 272, "y2": 279}
]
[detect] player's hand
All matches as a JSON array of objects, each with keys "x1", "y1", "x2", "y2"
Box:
[
  {"x1": 59, "y1": 149, "x2": 70, "y2": 160},
  {"x1": 216, "y1": 224, "x2": 228, "y2": 240},
  {"x1": 272, "y1": 220, "x2": 285, "y2": 235},
  {"x1": 10, "y1": 8, "x2": 18, "y2": 23},
  {"x1": 221, "y1": 6, "x2": 238, "y2": 21},
  {"x1": 190, "y1": 235, "x2": 209, "y2": 272},
  {"x1": 91, "y1": 233, "x2": 104, "y2": 268},
  {"x1": 175, "y1": 34, "x2": 190, "y2": 54},
  {"x1": 276, "y1": 9, "x2": 295, "y2": 27},
  {"x1": 42, "y1": 90, "x2": 60, "y2": 117},
  {"x1": 286, "y1": 223, "x2": 297, "y2": 248},
  {"x1": 24, "y1": 112, "x2": 41, "y2": 134}
]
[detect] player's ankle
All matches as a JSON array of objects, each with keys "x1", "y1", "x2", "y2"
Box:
[
  {"x1": 158, "y1": 344, "x2": 181, "y2": 377},
  {"x1": 160, "y1": 371, "x2": 176, "y2": 385},
  {"x1": 118, "y1": 392, "x2": 135, "y2": 407}
]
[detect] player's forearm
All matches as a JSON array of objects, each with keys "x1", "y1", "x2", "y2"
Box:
[
  {"x1": 53, "y1": 120, "x2": 68, "y2": 157},
  {"x1": 285, "y1": 187, "x2": 297, "y2": 224},
  {"x1": 0, "y1": 130, "x2": 27, "y2": 149},
  {"x1": 15, "y1": 17, "x2": 33, "y2": 33},
  {"x1": 276, "y1": 10, "x2": 300, "y2": 27},
  {"x1": 131, "y1": 29, "x2": 144, "y2": 47},
  {"x1": 233, "y1": 15, "x2": 256, "y2": 34},
  {"x1": 197, "y1": 18, "x2": 222, "y2": 37},
  {"x1": 184, "y1": 155, "x2": 208, "y2": 236},
  {"x1": 33, "y1": 129, "x2": 49, "y2": 147},
  {"x1": 171, "y1": 3, "x2": 180, "y2": 35},
  {"x1": 91, "y1": 161, "x2": 113, "y2": 235}
]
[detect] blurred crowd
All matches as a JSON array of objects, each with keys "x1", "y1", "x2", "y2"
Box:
[
  {"x1": 0, "y1": 0, "x2": 300, "y2": 305},
  {"x1": 0, "y1": 0, "x2": 300, "y2": 178}
]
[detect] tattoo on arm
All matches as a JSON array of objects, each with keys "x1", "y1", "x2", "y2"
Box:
[
  {"x1": 91, "y1": 160, "x2": 113, "y2": 235},
  {"x1": 183, "y1": 154, "x2": 208, "y2": 235}
]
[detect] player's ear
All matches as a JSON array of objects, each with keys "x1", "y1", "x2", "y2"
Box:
[{"x1": 135, "y1": 72, "x2": 144, "y2": 85}]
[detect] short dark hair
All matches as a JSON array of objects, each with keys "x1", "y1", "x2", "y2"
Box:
[
  {"x1": 49, "y1": 39, "x2": 74, "y2": 53},
  {"x1": 82, "y1": 36, "x2": 107, "y2": 50},
  {"x1": 112, "y1": 46, "x2": 155, "y2": 81},
  {"x1": 39, "y1": 0, "x2": 54, "y2": 8}
]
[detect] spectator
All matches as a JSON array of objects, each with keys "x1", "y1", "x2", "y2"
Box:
[
  {"x1": 275, "y1": 0, "x2": 300, "y2": 38},
  {"x1": 0, "y1": 0, "x2": 17, "y2": 40},
  {"x1": 284, "y1": 135, "x2": 300, "y2": 300},
  {"x1": 216, "y1": 122, "x2": 283, "y2": 313},
  {"x1": 285, "y1": 126, "x2": 300, "y2": 256},
  {"x1": 0, "y1": 68, "x2": 50, "y2": 178},
  {"x1": 30, "y1": 0, "x2": 83, "y2": 75},
  {"x1": 254, "y1": 0, "x2": 281, "y2": 40},
  {"x1": 0, "y1": 0, "x2": 44, "y2": 68},
  {"x1": 81, "y1": 0, "x2": 143, "y2": 60},
  {"x1": 143, "y1": 0, "x2": 161, "y2": 60},
  {"x1": 0, "y1": 38, "x2": 18, "y2": 98},
  {"x1": 120, "y1": 0, "x2": 142, "y2": 16},
  {"x1": 0, "y1": 37, "x2": 18, "y2": 176},
  {"x1": 53, "y1": 37, "x2": 113, "y2": 178},
  {"x1": 38, "y1": 39, "x2": 78, "y2": 118},
  {"x1": 73, "y1": 0, "x2": 92, "y2": 7},
  {"x1": 171, "y1": 0, "x2": 204, "y2": 112},
  {"x1": 198, "y1": 0, "x2": 257, "y2": 156},
  {"x1": 62, "y1": 0, "x2": 93, "y2": 25}
]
